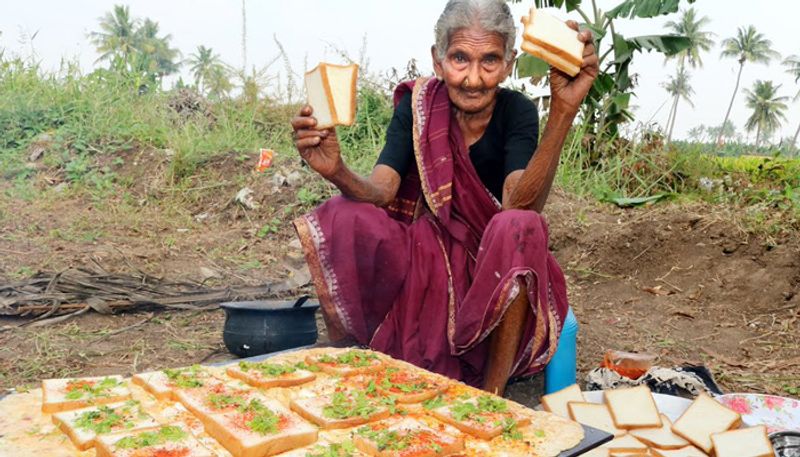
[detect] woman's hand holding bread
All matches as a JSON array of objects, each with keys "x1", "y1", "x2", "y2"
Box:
[
  {"x1": 291, "y1": 105, "x2": 344, "y2": 179},
  {"x1": 549, "y1": 21, "x2": 599, "y2": 116}
]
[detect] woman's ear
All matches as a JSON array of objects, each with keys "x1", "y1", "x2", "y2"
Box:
[
  {"x1": 431, "y1": 45, "x2": 443, "y2": 79},
  {"x1": 505, "y1": 49, "x2": 518, "y2": 78}
]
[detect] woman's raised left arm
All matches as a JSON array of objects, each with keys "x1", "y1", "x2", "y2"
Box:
[{"x1": 505, "y1": 22, "x2": 598, "y2": 212}]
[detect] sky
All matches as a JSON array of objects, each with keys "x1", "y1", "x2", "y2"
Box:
[{"x1": 1, "y1": 0, "x2": 799, "y2": 141}]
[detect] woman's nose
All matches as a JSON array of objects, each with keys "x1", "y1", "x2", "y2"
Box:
[{"x1": 462, "y1": 62, "x2": 484, "y2": 90}]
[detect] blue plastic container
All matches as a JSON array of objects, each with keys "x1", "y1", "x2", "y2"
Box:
[{"x1": 544, "y1": 307, "x2": 579, "y2": 394}]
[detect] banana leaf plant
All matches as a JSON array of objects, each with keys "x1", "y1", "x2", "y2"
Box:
[{"x1": 511, "y1": 0, "x2": 694, "y2": 158}]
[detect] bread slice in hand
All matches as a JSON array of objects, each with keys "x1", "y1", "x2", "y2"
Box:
[
  {"x1": 131, "y1": 364, "x2": 216, "y2": 401},
  {"x1": 94, "y1": 423, "x2": 213, "y2": 457},
  {"x1": 540, "y1": 383, "x2": 585, "y2": 419},
  {"x1": 671, "y1": 393, "x2": 740, "y2": 453},
  {"x1": 304, "y1": 63, "x2": 358, "y2": 130},
  {"x1": 711, "y1": 425, "x2": 774, "y2": 457},
  {"x1": 52, "y1": 400, "x2": 159, "y2": 451},
  {"x1": 650, "y1": 445, "x2": 709, "y2": 457},
  {"x1": 42, "y1": 376, "x2": 130, "y2": 414},
  {"x1": 428, "y1": 395, "x2": 531, "y2": 440},
  {"x1": 520, "y1": 7, "x2": 584, "y2": 76},
  {"x1": 567, "y1": 402, "x2": 624, "y2": 437},
  {"x1": 353, "y1": 418, "x2": 464, "y2": 457},
  {"x1": 226, "y1": 361, "x2": 316, "y2": 389},
  {"x1": 604, "y1": 385, "x2": 662, "y2": 429},
  {"x1": 290, "y1": 391, "x2": 391, "y2": 429}
]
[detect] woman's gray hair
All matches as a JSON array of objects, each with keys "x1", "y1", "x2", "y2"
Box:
[{"x1": 434, "y1": 0, "x2": 517, "y2": 62}]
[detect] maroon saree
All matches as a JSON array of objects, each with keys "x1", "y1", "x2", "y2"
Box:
[{"x1": 294, "y1": 77, "x2": 568, "y2": 387}]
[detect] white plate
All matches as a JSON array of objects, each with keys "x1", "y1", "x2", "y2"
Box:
[{"x1": 583, "y1": 390, "x2": 693, "y2": 422}]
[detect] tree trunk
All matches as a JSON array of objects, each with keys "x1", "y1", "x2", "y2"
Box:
[
  {"x1": 667, "y1": 94, "x2": 681, "y2": 143},
  {"x1": 793, "y1": 121, "x2": 800, "y2": 153},
  {"x1": 755, "y1": 124, "x2": 762, "y2": 148},
  {"x1": 718, "y1": 61, "x2": 745, "y2": 146}
]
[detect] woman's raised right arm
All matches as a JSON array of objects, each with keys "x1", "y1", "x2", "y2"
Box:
[{"x1": 291, "y1": 105, "x2": 401, "y2": 206}]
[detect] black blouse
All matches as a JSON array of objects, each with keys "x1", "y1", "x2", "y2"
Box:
[{"x1": 375, "y1": 88, "x2": 539, "y2": 201}]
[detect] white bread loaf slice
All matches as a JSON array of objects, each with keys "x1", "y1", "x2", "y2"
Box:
[
  {"x1": 650, "y1": 445, "x2": 709, "y2": 457},
  {"x1": 225, "y1": 361, "x2": 316, "y2": 389},
  {"x1": 581, "y1": 448, "x2": 610, "y2": 457},
  {"x1": 600, "y1": 434, "x2": 648, "y2": 453},
  {"x1": 520, "y1": 7, "x2": 584, "y2": 76},
  {"x1": 604, "y1": 385, "x2": 662, "y2": 429},
  {"x1": 628, "y1": 414, "x2": 688, "y2": 449},
  {"x1": 540, "y1": 383, "x2": 585, "y2": 419},
  {"x1": 304, "y1": 63, "x2": 358, "y2": 129},
  {"x1": 94, "y1": 423, "x2": 213, "y2": 457},
  {"x1": 353, "y1": 418, "x2": 465, "y2": 457},
  {"x1": 52, "y1": 400, "x2": 159, "y2": 451},
  {"x1": 290, "y1": 391, "x2": 391, "y2": 429},
  {"x1": 567, "y1": 402, "x2": 624, "y2": 437},
  {"x1": 305, "y1": 349, "x2": 384, "y2": 377},
  {"x1": 671, "y1": 393, "x2": 740, "y2": 453},
  {"x1": 711, "y1": 426, "x2": 774, "y2": 457},
  {"x1": 42, "y1": 376, "x2": 130, "y2": 414}
]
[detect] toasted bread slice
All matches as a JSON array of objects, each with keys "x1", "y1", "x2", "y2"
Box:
[
  {"x1": 226, "y1": 361, "x2": 316, "y2": 389},
  {"x1": 52, "y1": 400, "x2": 159, "y2": 451},
  {"x1": 567, "y1": 402, "x2": 624, "y2": 437},
  {"x1": 628, "y1": 414, "x2": 688, "y2": 450},
  {"x1": 601, "y1": 434, "x2": 648, "y2": 452},
  {"x1": 353, "y1": 418, "x2": 464, "y2": 457},
  {"x1": 199, "y1": 396, "x2": 318, "y2": 457},
  {"x1": 131, "y1": 364, "x2": 216, "y2": 401},
  {"x1": 711, "y1": 426, "x2": 774, "y2": 457},
  {"x1": 650, "y1": 445, "x2": 708, "y2": 457},
  {"x1": 671, "y1": 393, "x2": 740, "y2": 453},
  {"x1": 42, "y1": 376, "x2": 130, "y2": 414},
  {"x1": 540, "y1": 383, "x2": 585, "y2": 419},
  {"x1": 428, "y1": 395, "x2": 531, "y2": 440},
  {"x1": 290, "y1": 391, "x2": 391, "y2": 429},
  {"x1": 94, "y1": 423, "x2": 213, "y2": 457},
  {"x1": 305, "y1": 349, "x2": 384, "y2": 377},
  {"x1": 373, "y1": 367, "x2": 448, "y2": 404},
  {"x1": 304, "y1": 63, "x2": 358, "y2": 130},
  {"x1": 604, "y1": 385, "x2": 661, "y2": 429},
  {"x1": 274, "y1": 441, "x2": 354, "y2": 457}
]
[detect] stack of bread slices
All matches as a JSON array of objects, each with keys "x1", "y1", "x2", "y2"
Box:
[{"x1": 541, "y1": 384, "x2": 775, "y2": 457}]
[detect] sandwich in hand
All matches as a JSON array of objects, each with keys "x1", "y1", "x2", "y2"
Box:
[{"x1": 521, "y1": 6, "x2": 585, "y2": 76}]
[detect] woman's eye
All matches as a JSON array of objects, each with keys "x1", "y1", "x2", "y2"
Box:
[{"x1": 453, "y1": 54, "x2": 467, "y2": 63}]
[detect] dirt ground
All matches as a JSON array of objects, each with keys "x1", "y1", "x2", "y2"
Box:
[{"x1": 1, "y1": 150, "x2": 798, "y2": 396}]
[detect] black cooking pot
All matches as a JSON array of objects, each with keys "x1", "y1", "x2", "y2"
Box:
[{"x1": 220, "y1": 296, "x2": 320, "y2": 358}]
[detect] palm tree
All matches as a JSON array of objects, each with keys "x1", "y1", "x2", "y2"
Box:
[
  {"x1": 90, "y1": 5, "x2": 138, "y2": 64},
  {"x1": 134, "y1": 18, "x2": 180, "y2": 80},
  {"x1": 206, "y1": 65, "x2": 233, "y2": 100},
  {"x1": 662, "y1": 67, "x2": 695, "y2": 142},
  {"x1": 688, "y1": 125, "x2": 705, "y2": 142},
  {"x1": 717, "y1": 26, "x2": 781, "y2": 145},
  {"x1": 743, "y1": 80, "x2": 789, "y2": 147},
  {"x1": 664, "y1": 7, "x2": 715, "y2": 69},
  {"x1": 784, "y1": 55, "x2": 800, "y2": 148},
  {"x1": 187, "y1": 46, "x2": 223, "y2": 94}
]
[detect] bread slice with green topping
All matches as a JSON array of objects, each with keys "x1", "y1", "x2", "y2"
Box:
[
  {"x1": 94, "y1": 423, "x2": 213, "y2": 457},
  {"x1": 42, "y1": 375, "x2": 130, "y2": 414},
  {"x1": 131, "y1": 364, "x2": 216, "y2": 401},
  {"x1": 354, "y1": 418, "x2": 464, "y2": 457},
  {"x1": 52, "y1": 400, "x2": 159, "y2": 451},
  {"x1": 428, "y1": 395, "x2": 531, "y2": 440},
  {"x1": 226, "y1": 361, "x2": 316, "y2": 389},
  {"x1": 290, "y1": 391, "x2": 392, "y2": 429},
  {"x1": 304, "y1": 349, "x2": 384, "y2": 377}
]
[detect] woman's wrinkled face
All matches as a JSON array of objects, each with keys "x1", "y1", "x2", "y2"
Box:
[{"x1": 433, "y1": 26, "x2": 515, "y2": 114}]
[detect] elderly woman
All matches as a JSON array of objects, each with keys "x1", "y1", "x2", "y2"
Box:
[{"x1": 291, "y1": 0, "x2": 597, "y2": 394}]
